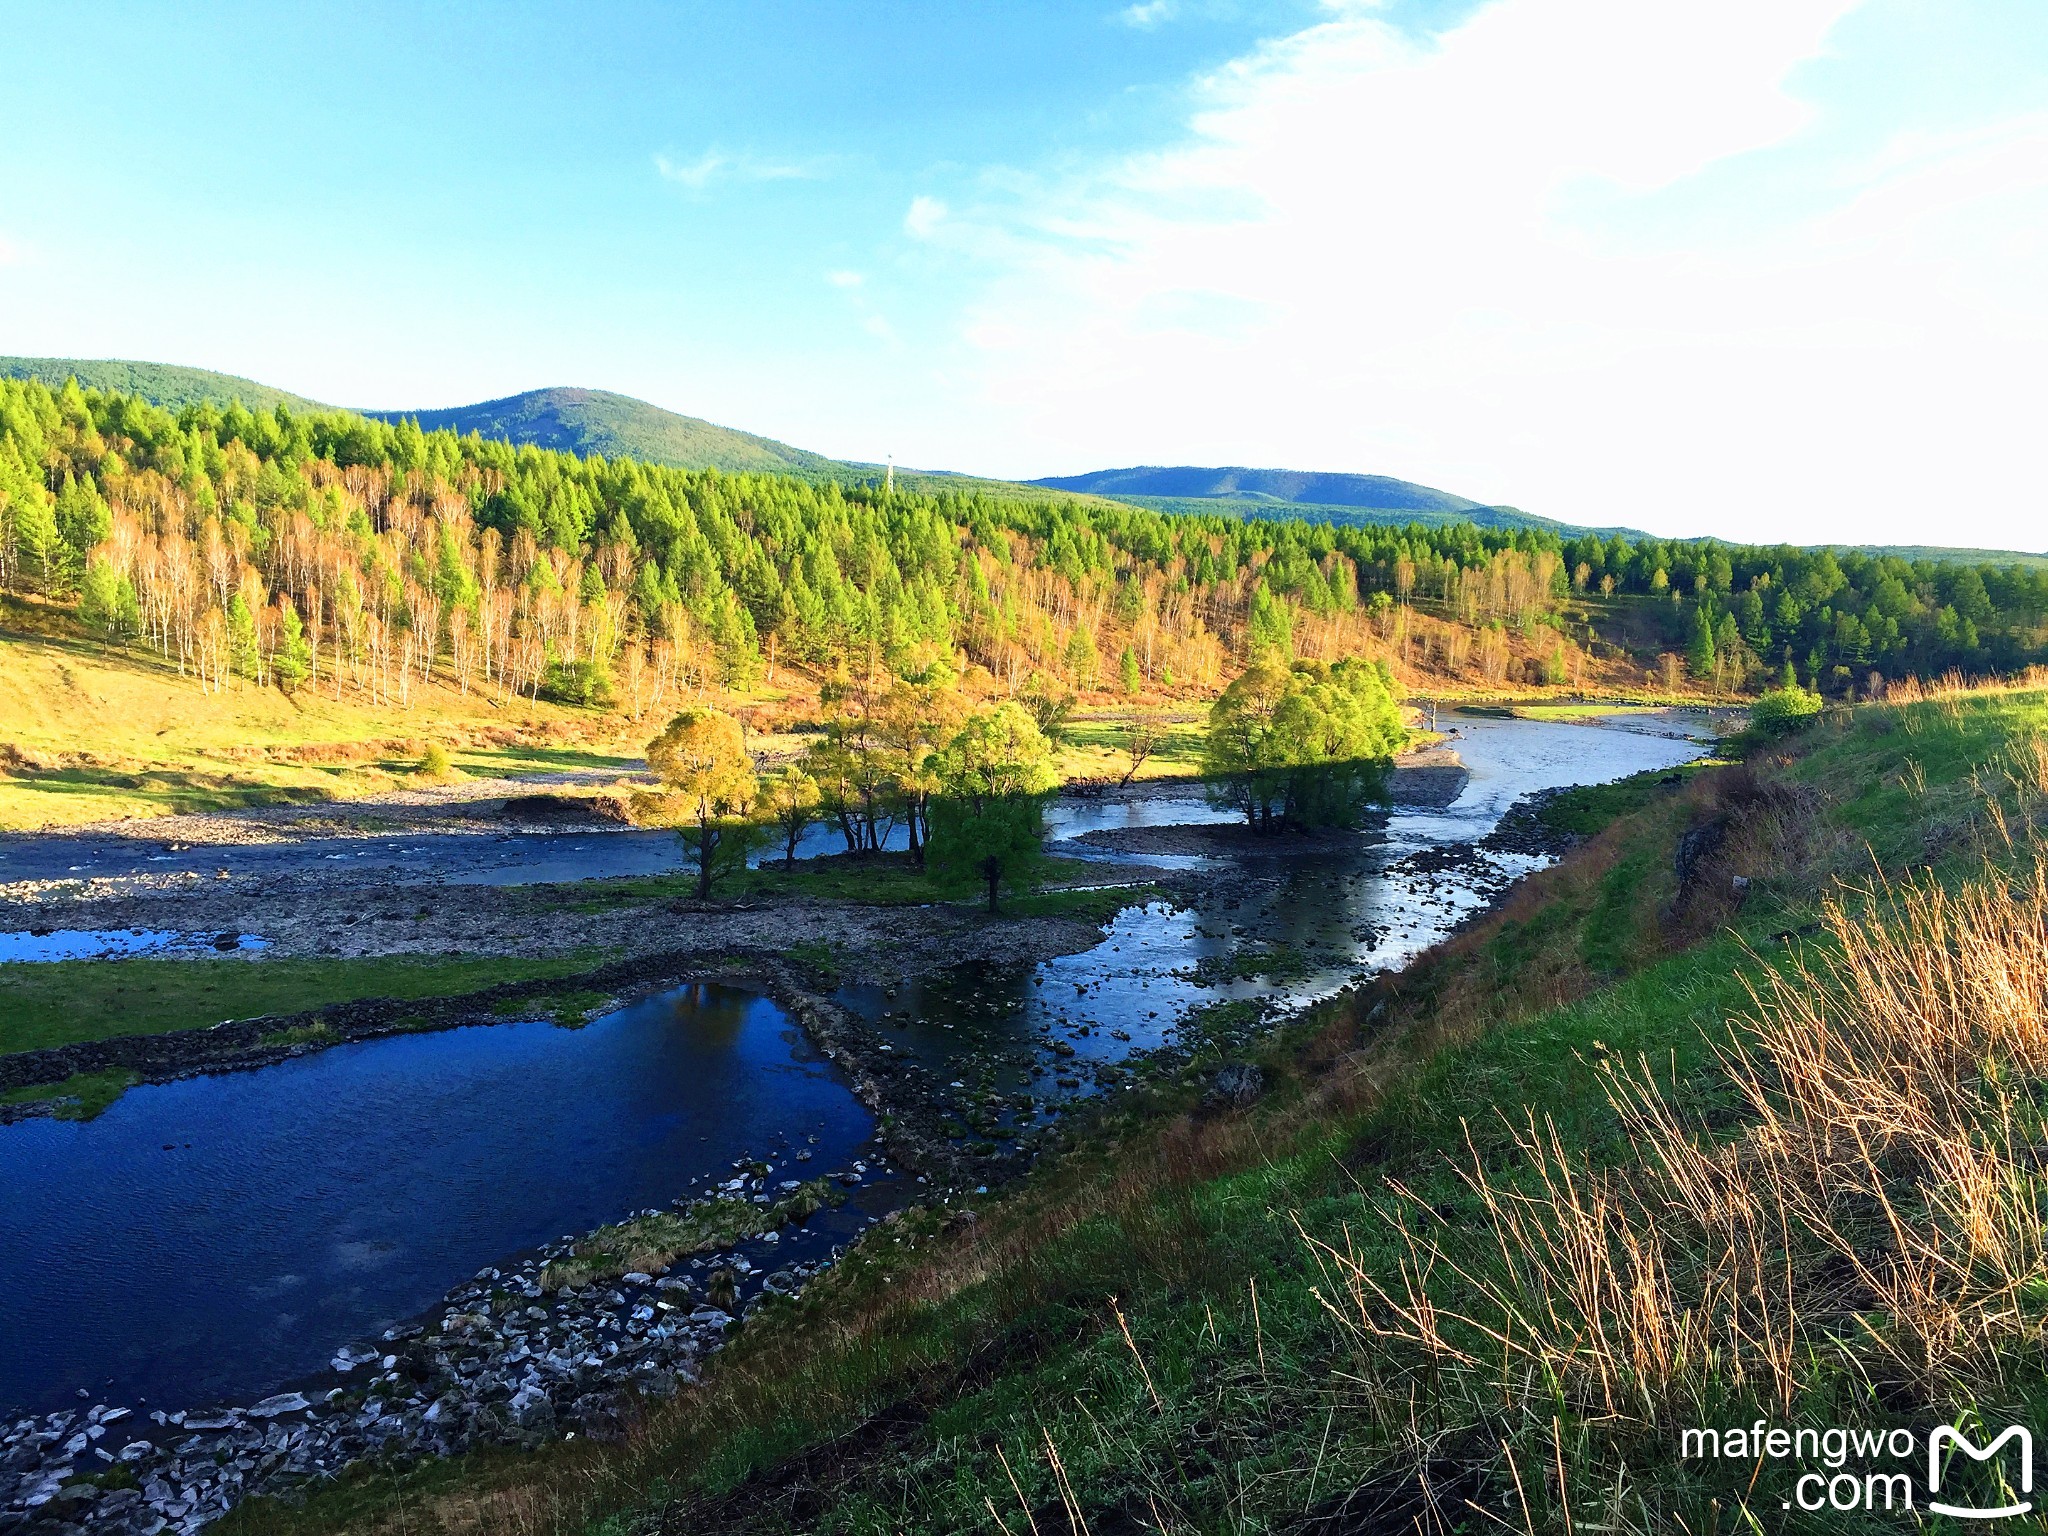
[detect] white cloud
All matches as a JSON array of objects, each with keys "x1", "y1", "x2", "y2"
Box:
[
  {"x1": 1120, "y1": 1, "x2": 1176, "y2": 28},
  {"x1": 904, "y1": 195, "x2": 948, "y2": 239},
  {"x1": 913, "y1": 0, "x2": 2048, "y2": 546},
  {"x1": 654, "y1": 149, "x2": 818, "y2": 192},
  {"x1": 826, "y1": 269, "x2": 866, "y2": 289}
]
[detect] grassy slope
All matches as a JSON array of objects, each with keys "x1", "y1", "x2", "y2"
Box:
[
  {"x1": 0, "y1": 597, "x2": 642, "y2": 829},
  {"x1": 216, "y1": 684, "x2": 2048, "y2": 1536},
  {"x1": 0, "y1": 612, "x2": 1207, "y2": 830}
]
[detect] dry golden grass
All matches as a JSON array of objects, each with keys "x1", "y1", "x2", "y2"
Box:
[{"x1": 1306, "y1": 852, "x2": 2048, "y2": 1527}]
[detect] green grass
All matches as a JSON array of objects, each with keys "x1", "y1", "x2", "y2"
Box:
[
  {"x1": 0, "y1": 1068, "x2": 139, "y2": 1120},
  {"x1": 567, "y1": 852, "x2": 1117, "y2": 914},
  {"x1": 0, "y1": 951, "x2": 610, "y2": 1057},
  {"x1": 539, "y1": 1180, "x2": 845, "y2": 1291},
  {"x1": 491, "y1": 987, "x2": 615, "y2": 1028},
  {"x1": 999, "y1": 880, "x2": 1159, "y2": 923},
  {"x1": 1536, "y1": 759, "x2": 1711, "y2": 837},
  {"x1": 1056, "y1": 711, "x2": 1207, "y2": 780}
]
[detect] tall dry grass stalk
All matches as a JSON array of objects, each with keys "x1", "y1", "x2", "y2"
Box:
[
  {"x1": 1306, "y1": 854, "x2": 2048, "y2": 1469},
  {"x1": 1881, "y1": 666, "x2": 2048, "y2": 705}
]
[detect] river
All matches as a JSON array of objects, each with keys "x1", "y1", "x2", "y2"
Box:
[{"x1": 0, "y1": 710, "x2": 1705, "y2": 1421}]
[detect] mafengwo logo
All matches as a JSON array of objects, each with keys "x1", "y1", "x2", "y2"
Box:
[
  {"x1": 1928, "y1": 1426, "x2": 2033, "y2": 1520},
  {"x1": 1679, "y1": 1420, "x2": 2033, "y2": 1518}
]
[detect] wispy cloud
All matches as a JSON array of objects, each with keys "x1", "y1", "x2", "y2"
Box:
[
  {"x1": 911, "y1": 0, "x2": 2048, "y2": 543},
  {"x1": 826, "y1": 269, "x2": 866, "y2": 289},
  {"x1": 1119, "y1": 0, "x2": 1175, "y2": 27},
  {"x1": 654, "y1": 149, "x2": 822, "y2": 192},
  {"x1": 904, "y1": 195, "x2": 948, "y2": 238}
]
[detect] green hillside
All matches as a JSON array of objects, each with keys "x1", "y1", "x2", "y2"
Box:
[
  {"x1": 0, "y1": 356, "x2": 325, "y2": 414},
  {"x1": 0, "y1": 358, "x2": 1096, "y2": 498},
  {"x1": 1029, "y1": 463, "x2": 1483, "y2": 511},
  {"x1": 359, "y1": 386, "x2": 856, "y2": 478}
]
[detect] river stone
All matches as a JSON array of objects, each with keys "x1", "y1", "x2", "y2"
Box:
[
  {"x1": 506, "y1": 1385, "x2": 554, "y2": 1430},
  {"x1": 1206, "y1": 1062, "x2": 1265, "y2": 1108},
  {"x1": 245, "y1": 1393, "x2": 310, "y2": 1418}
]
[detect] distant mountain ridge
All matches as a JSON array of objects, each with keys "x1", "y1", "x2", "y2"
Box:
[
  {"x1": 6, "y1": 357, "x2": 2042, "y2": 563},
  {"x1": 1029, "y1": 463, "x2": 1481, "y2": 514},
  {"x1": 1032, "y1": 463, "x2": 1625, "y2": 537}
]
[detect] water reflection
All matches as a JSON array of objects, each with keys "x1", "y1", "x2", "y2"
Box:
[
  {"x1": 835, "y1": 710, "x2": 1708, "y2": 1128},
  {"x1": 0, "y1": 984, "x2": 872, "y2": 1415}
]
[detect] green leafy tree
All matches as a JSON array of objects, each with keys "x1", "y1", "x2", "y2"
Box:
[
  {"x1": 0, "y1": 450, "x2": 59, "y2": 593},
  {"x1": 1245, "y1": 581, "x2": 1294, "y2": 662},
  {"x1": 53, "y1": 475, "x2": 111, "y2": 588},
  {"x1": 928, "y1": 703, "x2": 1059, "y2": 912},
  {"x1": 878, "y1": 679, "x2": 967, "y2": 862},
  {"x1": 1119, "y1": 644, "x2": 1143, "y2": 697},
  {"x1": 1686, "y1": 604, "x2": 1716, "y2": 680},
  {"x1": 1750, "y1": 684, "x2": 1822, "y2": 735},
  {"x1": 227, "y1": 592, "x2": 261, "y2": 681},
  {"x1": 77, "y1": 556, "x2": 137, "y2": 649},
  {"x1": 1063, "y1": 625, "x2": 1099, "y2": 689},
  {"x1": 763, "y1": 766, "x2": 822, "y2": 868},
  {"x1": 275, "y1": 598, "x2": 312, "y2": 693},
  {"x1": 1202, "y1": 658, "x2": 1406, "y2": 832},
  {"x1": 647, "y1": 708, "x2": 760, "y2": 898}
]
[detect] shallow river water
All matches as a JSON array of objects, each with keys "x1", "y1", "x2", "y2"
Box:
[{"x1": 0, "y1": 711, "x2": 1706, "y2": 1420}]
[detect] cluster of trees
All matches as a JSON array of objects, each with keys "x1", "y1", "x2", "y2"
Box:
[
  {"x1": 647, "y1": 650, "x2": 1407, "y2": 910},
  {"x1": 5, "y1": 375, "x2": 2045, "y2": 706},
  {"x1": 646, "y1": 697, "x2": 1058, "y2": 910},
  {"x1": 1201, "y1": 659, "x2": 1408, "y2": 831}
]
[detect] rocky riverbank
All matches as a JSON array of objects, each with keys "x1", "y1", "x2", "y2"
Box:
[{"x1": 0, "y1": 1145, "x2": 911, "y2": 1535}]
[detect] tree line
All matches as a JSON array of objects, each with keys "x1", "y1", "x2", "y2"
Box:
[{"x1": 3, "y1": 374, "x2": 2044, "y2": 704}]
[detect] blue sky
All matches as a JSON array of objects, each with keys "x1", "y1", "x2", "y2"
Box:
[{"x1": 2, "y1": 0, "x2": 2046, "y2": 544}]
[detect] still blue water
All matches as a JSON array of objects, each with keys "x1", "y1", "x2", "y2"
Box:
[{"x1": 0, "y1": 984, "x2": 871, "y2": 1415}]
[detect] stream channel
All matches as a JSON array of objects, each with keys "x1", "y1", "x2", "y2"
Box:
[{"x1": 0, "y1": 710, "x2": 1706, "y2": 1426}]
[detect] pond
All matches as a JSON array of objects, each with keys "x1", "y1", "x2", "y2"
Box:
[{"x1": 0, "y1": 984, "x2": 872, "y2": 1416}]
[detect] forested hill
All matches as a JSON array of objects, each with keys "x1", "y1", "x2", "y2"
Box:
[
  {"x1": 6, "y1": 374, "x2": 2048, "y2": 714},
  {"x1": 0, "y1": 360, "x2": 1092, "y2": 500},
  {"x1": 358, "y1": 387, "x2": 853, "y2": 479},
  {"x1": 1031, "y1": 464, "x2": 1479, "y2": 512},
  {"x1": 0, "y1": 359, "x2": 868, "y2": 480},
  {"x1": 1029, "y1": 463, "x2": 1606, "y2": 537},
  {"x1": 0, "y1": 357, "x2": 324, "y2": 415}
]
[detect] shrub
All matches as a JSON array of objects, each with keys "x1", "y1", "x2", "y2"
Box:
[
  {"x1": 1749, "y1": 684, "x2": 1822, "y2": 734},
  {"x1": 540, "y1": 658, "x2": 615, "y2": 708}
]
